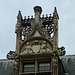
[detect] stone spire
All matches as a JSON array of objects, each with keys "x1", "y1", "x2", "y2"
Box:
[
  {"x1": 53, "y1": 7, "x2": 59, "y2": 19},
  {"x1": 17, "y1": 11, "x2": 22, "y2": 22}
]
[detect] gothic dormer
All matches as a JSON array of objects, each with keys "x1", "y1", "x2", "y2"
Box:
[{"x1": 7, "y1": 6, "x2": 66, "y2": 75}]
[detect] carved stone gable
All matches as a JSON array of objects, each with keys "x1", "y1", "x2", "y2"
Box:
[{"x1": 20, "y1": 38, "x2": 53, "y2": 55}]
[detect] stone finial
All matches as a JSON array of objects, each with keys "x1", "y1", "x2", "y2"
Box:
[
  {"x1": 54, "y1": 7, "x2": 57, "y2": 13},
  {"x1": 34, "y1": 6, "x2": 42, "y2": 24},
  {"x1": 17, "y1": 11, "x2": 22, "y2": 22},
  {"x1": 34, "y1": 6, "x2": 42, "y2": 14},
  {"x1": 53, "y1": 7, "x2": 59, "y2": 19},
  {"x1": 24, "y1": 16, "x2": 26, "y2": 19},
  {"x1": 42, "y1": 14, "x2": 44, "y2": 17},
  {"x1": 46, "y1": 14, "x2": 48, "y2": 17},
  {"x1": 28, "y1": 16, "x2": 30, "y2": 19}
]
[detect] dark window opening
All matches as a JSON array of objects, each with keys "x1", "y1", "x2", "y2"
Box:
[
  {"x1": 23, "y1": 63, "x2": 35, "y2": 72},
  {"x1": 39, "y1": 62, "x2": 50, "y2": 72}
]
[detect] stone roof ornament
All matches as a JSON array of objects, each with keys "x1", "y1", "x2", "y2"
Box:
[
  {"x1": 34, "y1": 6, "x2": 42, "y2": 14},
  {"x1": 14, "y1": 6, "x2": 66, "y2": 56},
  {"x1": 53, "y1": 7, "x2": 59, "y2": 19},
  {"x1": 17, "y1": 11, "x2": 22, "y2": 22}
]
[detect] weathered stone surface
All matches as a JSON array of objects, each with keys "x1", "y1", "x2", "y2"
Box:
[{"x1": 0, "y1": 56, "x2": 75, "y2": 75}]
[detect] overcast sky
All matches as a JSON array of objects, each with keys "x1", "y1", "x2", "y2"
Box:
[{"x1": 0, "y1": 0, "x2": 75, "y2": 59}]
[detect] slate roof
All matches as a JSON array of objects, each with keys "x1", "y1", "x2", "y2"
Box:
[{"x1": 0, "y1": 55, "x2": 75, "y2": 75}]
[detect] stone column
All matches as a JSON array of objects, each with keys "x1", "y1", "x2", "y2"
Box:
[
  {"x1": 35, "y1": 60, "x2": 38, "y2": 75},
  {"x1": 16, "y1": 30, "x2": 22, "y2": 54},
  {"x1": 51, "y1": 56, "x2": 58, "y2": 75},
  {"x1": 53, "y1": 7, "x2": 59, "y2": 51}
]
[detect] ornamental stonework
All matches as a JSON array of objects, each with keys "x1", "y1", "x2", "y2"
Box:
[{"x1": 7, "y1": 6, "x2": 66, "y2": 75}]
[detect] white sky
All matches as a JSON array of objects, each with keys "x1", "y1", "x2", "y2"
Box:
[{"x1": 0, "y1": 0, "x2": 75, "y2": 59}]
